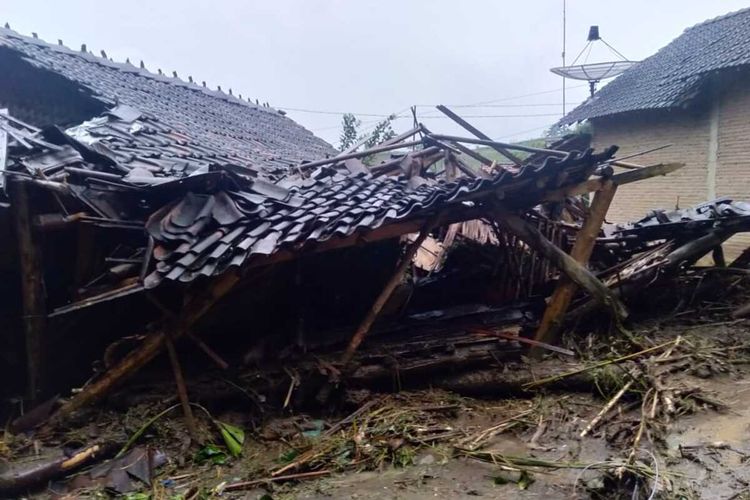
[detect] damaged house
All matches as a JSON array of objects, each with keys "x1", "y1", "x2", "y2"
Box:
[
  {"x1": 560, "y1": 8, "x2": 750, "y2": 256},
  {"x1": 1, "y1": 23, "x2": 750, "y2": 455}
]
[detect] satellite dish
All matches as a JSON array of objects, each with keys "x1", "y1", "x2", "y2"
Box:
[{"x1": 551, "y1": 26, "x2": 638, "y2": 96}]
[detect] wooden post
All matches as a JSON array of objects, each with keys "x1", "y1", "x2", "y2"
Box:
[
  {"x1": 0, "y1": 109, "x2": 7, "y2": 190},
  {"x1": 53, "y1": 271, "x2": 240, "y2": 420},
  {"x1": 340, "y1": 216, "x2": 440, "y2": 366},
  {"x1": 8, "y1": 179, "x2": 48, "y2": 402},
  {"x1": 435, "y1": 106, "x2": 524, "y2": 166},
  {"x1": 534, "y1": 181, "x2": 618, "y2": 346},
  {"x1": 496, "y1": 209, "x2": 628, "y2": 322},
  {"x1": 164, "y1": 332, "x2": 200, "y2": 442}
]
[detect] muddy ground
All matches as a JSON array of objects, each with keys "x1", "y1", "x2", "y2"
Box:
[{"x1": 3, "y1": 285, "x2": 750, "y2": 499}]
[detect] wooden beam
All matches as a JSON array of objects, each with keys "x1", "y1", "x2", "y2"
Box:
[
  {"x1": 0, "y1": 109, "x2": 7, "y2": 190},
  {"x1": 165, "y1": 332, "x2": 200, "y2": 442},
  {"x1": 52, "y1": 271, "x2": 241, "y2": 420},
  {"x1": 340, "y1": 215, "x2": 440, "y2": 366},
  {"x1": 533, "y1": 181, "x2": 618, "y2": 346},
  {"x1": 610, "y1": 162, "x2": 684, "y2": 185},
  {"x1": 495, "y1": 210, "x2": 628, "y2": 321},
  {"x1": 8, "y1": 179, "x2": 48, "y2": 402},
  {"x1": 542, "y1": 162, "x2": 685, "y2": 202},
  {"x1": 435, "y1": 106, "x2": 524, "y2": 166},
  {"x1": 428, "y1": 133, "x2": 567, "y2": 158},
  {"x1": 299, "y1": 139, "x2": 424, "y2": 171}
]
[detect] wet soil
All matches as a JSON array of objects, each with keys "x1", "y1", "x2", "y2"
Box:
[{"x1": 7, "y1": 320, "x2": 750, "y2": 499}]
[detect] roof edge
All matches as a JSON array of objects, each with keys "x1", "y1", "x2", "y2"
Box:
[
  {"x1": 0, "y1": 24, "x2": 284, "y2": 117},
  {"x1": 684, "y1": 6, "x2": 750, "y2": 32}
]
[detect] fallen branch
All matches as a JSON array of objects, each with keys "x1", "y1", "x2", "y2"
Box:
[
  {"x1": 580, "y1": 380, "x2": 634, "y2": 438},
  {"x1": 523, "y1": 339, "x2": 678, "y2": 390},
  {"x1": 224, "y1": 470, "x2": 331, "y2": 491}
]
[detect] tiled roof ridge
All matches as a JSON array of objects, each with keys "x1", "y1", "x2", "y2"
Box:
[
  {"x1": 684, "y1": 6, "x2": 750, "y2": 32},
  {"x1": 0, "y1": 23, "x2": 281, "y2": 117}
]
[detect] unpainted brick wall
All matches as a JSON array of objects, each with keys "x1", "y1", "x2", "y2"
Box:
[
  {"x1": 590, "y1": 92, "x2": 750, "y2": 259},
  {"x1": 716, "y1": 79, "x2": 750, "y2": 258}
]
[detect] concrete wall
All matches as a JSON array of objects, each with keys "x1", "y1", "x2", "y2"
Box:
[{"x1": 590, "y1": 83, "x2": 750, "y2": 259}]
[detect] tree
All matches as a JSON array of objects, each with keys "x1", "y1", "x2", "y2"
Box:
[
  {"x1": 363, "y1": 114, "x2": 396, "y2": 148},
  {"x1": 338, "y1": 113, "x2": 397, "y2": 151},
  {"x1": 339, "y1": 113, "x2": 361, "y2": 151}
]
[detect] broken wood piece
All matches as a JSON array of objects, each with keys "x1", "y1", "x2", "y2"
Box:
[
  {"x1": 8, "y1": 178, "x2": 48, "y2": 402},
  {"x1": 186, "y1": 331, "x2": 229, "y2": 370},
  {"x1": 299, "y1": 139, "x2": 423, "y2": 171},
  {"x1": 534, "y1": 181, "x2": 618, "y2": 346},
  {"x1": 323, "y1": 399, "x2": 381, "y2": 437},
  {"x1": 224, "y1": 470, "x2": 331, "y2": 491},
  {"x1": 495, "y1": 210, "x2": 627, "y2": 322},
  {"x1": 732, "y1": 301, "x2": 750, "y2": 319},
  {"x1": 164, "y1": 331, "x2": 200, "y2": 442},
  {"x1": 0, "y1": 442, "x2": 118, "y2": 495},
  {"x1": 579, "y1": 379, "x2": 634, "y2": 438},
  {"x1": 428, "y1": 133, "x2": 566, "y2": 158},
  {"x1": 523, "y1": 339, "x2": 678, "y2": 389},
  {"x1": 541, "y1": 162, "x2": 684, "y2": 202},
  {"x1": 470, "y1": 328, "x2": 574, "y2": 356},
  {"x1": 435, "y1": 106, "x2": 523, "y2": 166},
  {"x1": 340, "y1": 214, "x2": 442, "y2": 366},
  {"x1": 52, "y1": 271, "x2": 241, "y2": 422}
]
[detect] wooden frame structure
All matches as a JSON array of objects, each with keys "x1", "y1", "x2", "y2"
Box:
[{"x1": 0, "y1": 105, "x2": 683, "y2": 424}]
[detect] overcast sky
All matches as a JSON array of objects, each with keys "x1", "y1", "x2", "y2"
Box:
[{"x1": 4, "y1": 1, "x2": 749, "y2": 147}]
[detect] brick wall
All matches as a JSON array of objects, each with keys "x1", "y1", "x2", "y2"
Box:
[
  {"x1": 590, "y1": 110, "x2": 711, "y2": 223},
  {"x1": 716, "y1": 79, "x2": 750, "y2": 257},
  {"x1": 590, "y1": 90, "x2": 750, "y2": 259}
]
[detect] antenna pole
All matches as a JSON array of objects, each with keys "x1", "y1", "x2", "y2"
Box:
[{"x1": 562, "y1": 0, "x2": 567, "y2": 117}]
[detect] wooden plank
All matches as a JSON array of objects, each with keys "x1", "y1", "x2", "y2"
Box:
[
  {"x1": 428, "y1": 132, "x2": 566, "y2": 158},
  {"x1": 52, "y1": 270, "x2": 241, "y2": 420},
  {"x1": 8, "y1": 179, "x2": 48, "y2": 402},
  {"x1": 435, "y1": 106, "x2": 523, "y2": 166},
  {"x1": 340, "y1": 214, "x2": 441, "y2": 366},
  {"x1": 541, "y1": 162, "x2": 685, "y2": 202},
  {"x1": 0, "y1": 109, "x2": 7, "y2": 189},
  {"x1": 165, "y1": 332, "x2": 200, "y2": 442},
  {"x1": 300, "y1": 139, "x2": 423, "y2": 171},
  {"x1": 533, "y1": 181, "x2": 618, "y2": 346},
  {"x1": 495, "y1": 210, "x2": 628, "y2": 322}
]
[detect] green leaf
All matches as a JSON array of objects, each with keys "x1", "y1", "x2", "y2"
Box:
[
  {"x1": 123, "y1": 493, "x2": 150, "y2": 500},
  {"x1": 217, "y1": 421, "x2": 245, "y2": 457},
  {"x1": 278, "y1": 449, "x2": 299, "y2": 464},
  {"x1": 195, "y1": 443, "x2": 228, "y2": 465},
  {"x1": 492, "y1": 475, "x2": 510, "y2": 485}
]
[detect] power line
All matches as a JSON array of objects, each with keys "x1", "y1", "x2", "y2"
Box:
[
  {"x1": 283, "y1": 84, "x2": 590, "y2": 118},
  {"x1": 494, "y1": 124, "x2": 551, "y2": 141},
  {"x1": 420, "y1": 113, "x2": 562, "y2": 119},
  {"x1": 463, "y1": 83, "x2": 588, "y2": 106},
  {"x1": 415, "y1": 102, "x2": 564, "y2": 108},
  {"x1": 282, "y1": 107, "x2": 393, "y2": 117}
]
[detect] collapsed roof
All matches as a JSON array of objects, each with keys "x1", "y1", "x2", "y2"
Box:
[{"x1": 1, "y1": 106, "x2": 618, "y2": 312}]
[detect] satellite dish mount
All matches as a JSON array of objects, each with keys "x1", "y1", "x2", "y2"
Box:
[{"x1": 551, "y1": 26, "x2": 638, "y2": 97}]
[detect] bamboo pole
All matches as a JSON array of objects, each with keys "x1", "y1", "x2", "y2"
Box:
[
  {"x1": 533, "y1": 181, "x2": 618, "y2": 346},
  {"x1": 495, "y1": 210, "x2": 627, "y2": 322}
]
